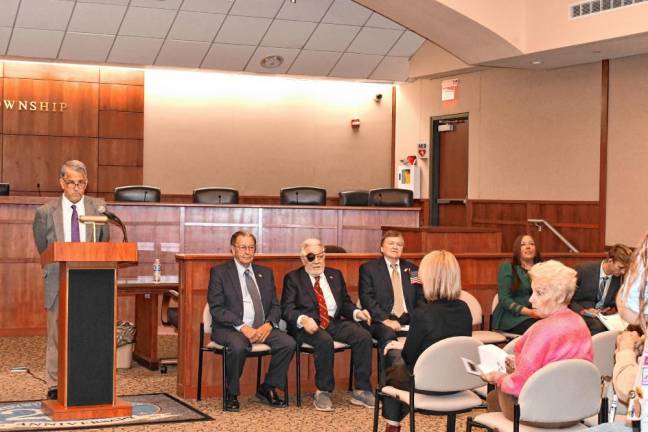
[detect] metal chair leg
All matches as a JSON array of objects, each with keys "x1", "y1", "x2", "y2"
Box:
[
  {"x1": 466, "y1": 416, "x2": 473, "y2": 432},
  {"x1": 222, "y1": 348, "x2": 228, "y2": 411},
  {"x1": 296, "y1": 348, "x2": 302, "y2": 407},
  {"x1": 447, "y1": 413, "x2": 456, "y2": 432},
  {"x1": 348, "y1": 349, "x2": 354, "y2": 391},
  {"x1": 372, "y1": 389, "x2": 381, "y2": 432},
  {"x1": 197, "y1": 348, "x2": 204, "y2": 401},
  {"x1": 256, "y1": 356, "x2": 262, "y2": 393}
]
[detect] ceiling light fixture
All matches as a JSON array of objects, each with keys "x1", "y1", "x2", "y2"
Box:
[
  {"x1": 260, "y1": 55, "x2": 284, "y2": 69},
  {"x1": 531, "y1": 60, "x2": 543, "y2": 65}
]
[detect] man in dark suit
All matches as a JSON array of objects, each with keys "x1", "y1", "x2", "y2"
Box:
[
  {"x1": 281, "y1": 238, "x2": 374, "y2": 412},
  {"x1": 359, "y1": 230, "x2": 424, "y2": 371},
  {"x1": 570, "y1": 243, "x2": 632, "y2": 334},
  {"x1": 207, "y1": 230, "x2": 295, "y2": 412},
  {"x1": 32, "y1": 160, "x2": 110, "y2": 400}
]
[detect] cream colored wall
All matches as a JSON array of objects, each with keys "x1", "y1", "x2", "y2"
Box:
[
  {"x1": 143, "y1": 69, "x2": 393, "y2": 196},
  {"x1": 608, "y1": 55, "x2": 648, "y2": 245},
  {"x1": 396, "y1": 63, "x2": 601, "y2": 201}
]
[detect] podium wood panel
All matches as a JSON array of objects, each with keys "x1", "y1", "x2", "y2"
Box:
[{"x1": 384, "y1": 226, "x2": 502, "y2": 253}]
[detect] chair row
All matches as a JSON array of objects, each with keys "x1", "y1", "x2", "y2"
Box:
[{"x1": 112, "y1": 185, "x2": 414, "y2": 207}]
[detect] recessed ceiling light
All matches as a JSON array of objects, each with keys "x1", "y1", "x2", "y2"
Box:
[
  {"x1": 260, "y1": 55, "x2": 284, "y2": 69},
  {"x1": 592, "y1": 50, "x2": 601, "y2": 54},
  {"x1": 531, "y1": 60, "x2": 543, "y2": 65}
]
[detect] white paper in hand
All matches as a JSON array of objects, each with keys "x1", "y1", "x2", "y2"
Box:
[{"x1": 478, "y1": 344, "x2": 508, "y2": 374}]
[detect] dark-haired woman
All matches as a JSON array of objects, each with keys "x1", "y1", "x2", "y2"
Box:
[{"x1": 491, "y1": 234, "x2": 542, "y2": 335}]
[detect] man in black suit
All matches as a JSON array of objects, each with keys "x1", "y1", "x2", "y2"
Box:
[
  {"x1": 570, "y1": 243, "x2": 632, "y2": 334},
  {"x1": 281, "y1": 238, "x2": 374, "y2": 412},
  {"x1": 359, "y1": 230, "x2": 424, "y2": 372},
  {"x1": 207, "y1": 230, "x2": 296, "y2": 412}
]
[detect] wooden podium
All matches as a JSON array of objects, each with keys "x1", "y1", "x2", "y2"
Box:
[{"x1": 40, "y1": 242, "x2": 138, "y2": 421}]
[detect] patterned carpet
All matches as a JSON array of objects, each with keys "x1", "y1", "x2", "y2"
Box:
[{"x1": 0, "y1": 336, "x2": 484, "y2": 431}]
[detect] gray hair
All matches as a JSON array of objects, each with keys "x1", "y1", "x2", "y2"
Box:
[
  {"x1": 59, "y1": 160, "x2": 88, "y2": 179},
  {"x1": 300, "y1": 238, "x2": 323, "y2": 255}
]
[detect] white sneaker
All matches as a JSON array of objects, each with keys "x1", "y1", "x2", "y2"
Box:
[
  {"x1": 350, "y1": 390, "x2": 375, "y2": 408},
  {"x1": 313, "y1": 391, "x2": 334, "y2": 412}
]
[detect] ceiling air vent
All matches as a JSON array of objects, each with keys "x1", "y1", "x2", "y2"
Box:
[{"x1": 570, "y1": 0, "x2": 645, "y2": 17}]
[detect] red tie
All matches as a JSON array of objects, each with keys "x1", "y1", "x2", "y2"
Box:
[{"x1": 313, "y1": 276, "x2": 329, "y2": 329}]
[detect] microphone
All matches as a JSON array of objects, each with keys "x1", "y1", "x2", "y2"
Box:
[
  {"x1": 218, "y1": 194, "x2": 222, "y2": 205},
  {"x1": 377, "y1": 192, "x2": 382, "y2": 206},
  {"x1": 295, "y1": 191, "x2": 299, "y2": 205},
  {"x1": 36, "y1": 183, "x2": 41, "y2": 196},
  {"x1": 98, "y1": 206, "x2": 129, "y2": 242},
  {"x1": 143, "y1": 190, "x2": 148, "y2": 202}
]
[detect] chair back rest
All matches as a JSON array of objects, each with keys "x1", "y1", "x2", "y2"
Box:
[
  {"x1": 413, "y1": 336, "x2": 483, "y2": 392},
  {"x1": 368, "y1": 188, "x2": 413, "y2": 207},
  {"x1": 280, "y1": 186, "x2": 326, "y2": 205},
  {"x1": 502, "y1": 336, "x2": 520, "y2": 354},
  {"x1": 459, "y1": 290, "x2": 483, "y2": 326},
  {"x1": 114, "y1": 185, "x2": 161, "y2": 202},
  {"x1": 193, "y1": 187, "x2": 239, "y2": 204},
  {"x1": 518, "y1": 359, "x2": 601, "y2": 423},
  {"x1": 0, "y1": 183, "x2": 9, "y2": 196},
  {"x1": 324, "y1": 244, "x2": 347, "y2": 253},
  {"x1": 202, "y1": 304, "x2": 213, "y2": 335},
  {"x1": 338, "y1": 190, "x2": 369, "y2": 206},
  {"x1": 592, "y1": 330, "x2": 619, "y2": 378},
  {"x1": 491, "y1": 293, "x2": 499, "y2": 313}
]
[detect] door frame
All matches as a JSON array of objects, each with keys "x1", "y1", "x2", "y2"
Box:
[{"x1": 429, "y1": 113, "x2": 469, "y2": 225}]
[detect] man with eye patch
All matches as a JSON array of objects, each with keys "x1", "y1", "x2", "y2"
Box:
[{"x1": 281, "y1": 238, "x2": 374, "y2": 412}]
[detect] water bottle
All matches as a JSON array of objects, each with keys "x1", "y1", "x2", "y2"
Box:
[{"x1": 153, "y1": 258, "x2": 161, "y2": 283}]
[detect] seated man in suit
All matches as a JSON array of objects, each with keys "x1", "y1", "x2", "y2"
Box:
[
  {"x1": 359, "y1": 230, "x2": 424, "y2": 372},
  {"x1": 281, "y1": 238, "x2": 374, "y2": 412},
  {"x1": 207, "y1": 230, "x2": 296, "y2": 412},
  {"x1": 570, "y1": 243, "x2": 633, "y2": 334}
]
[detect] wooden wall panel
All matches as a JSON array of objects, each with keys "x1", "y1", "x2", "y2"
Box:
[
  {"x1": 98, "y1": 139, "x2": 143, "y2": 166},
  {"x1": 2, "y1": 79, "x2": 99, "y2": 136},
  {"x1": 97, "y1": 165, "x2": 143, "y2": 193},
  {"x1": 99, "y1": 68, "x2": 144, "y2": 85},
  {"x1": 98, "y1": 111, "x2": 143, "y2": 139},
  {"x1": 99, "y1": 84, "x2": 144, "y2": 112},
  {"x1": 3, "y1": 135, "x2": 98, "y2": 193},
  {"x1": 3, "y1": 62, "x2": 99, "y2": 82}
]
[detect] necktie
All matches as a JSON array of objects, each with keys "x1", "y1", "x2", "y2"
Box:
[
  {"x1": 244, "y1": 269, "x2": 264, "y2": 328},
  {"x1": 390, "y1": 263, "x2": 405, "y2": 317},
  {"x1": 313, "y1": 276, "x2": 329, "y2": 329},
  {"x1": 597, "y1": 276, "x2": 610, "y2": 307},
  {"x1": 71, "y1": 204, "x2": 80, "y2": 242}
]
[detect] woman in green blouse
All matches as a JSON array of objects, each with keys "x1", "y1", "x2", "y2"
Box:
[{"x1": 491, "y1": 234, "x2": 542, "y2": 334}]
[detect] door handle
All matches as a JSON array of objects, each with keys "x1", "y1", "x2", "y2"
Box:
[{"x1": 436, "y1": 198, "x2": 466, "y2": 204}]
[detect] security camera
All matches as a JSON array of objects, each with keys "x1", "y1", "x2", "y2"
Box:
[{"x1": 374, "y1": 93, "x2": 383, "y2": 102}]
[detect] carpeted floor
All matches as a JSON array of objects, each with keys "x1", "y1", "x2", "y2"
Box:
[{"x1": 0, "y1": 335, "x2": 485, "y2": 431}]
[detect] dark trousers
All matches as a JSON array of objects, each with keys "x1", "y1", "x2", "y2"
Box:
[
  {"x1": 294, "y1": 319, "x2": 373, "y2": 392},
  {"x1": 212, "y1": 327, "x2": 296, "y2": 396},
  {"x1": 382, "y1": 361, "x2": 410, "y2": 422},
  {"x1": 582, "y1": 315, "x2": 608, "y2": 335},
  {"x1": 364, "y1": 321, "x2": 401, "y2": 381}
]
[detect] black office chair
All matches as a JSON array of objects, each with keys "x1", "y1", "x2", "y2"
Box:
[
  {"x1": 369, "y1": 188, "x2": 413, "y2": 207},
  {"x1": 114, "y1": 185, "x2": 161, "y2": 202},
  {"x1": 193, "y1": 187, "x2": 239, "y2": 204},
  {"x1": 0, "y1": 183, "x2": 9, "y2": 196},
  {"x1": 338, "y1": 190, "x2": 369, "y2": 206},
  {"x1": 324, "y1": 245, "x2": 347, "y2": 253},
  {"x1": 280, "y1": 186, "x2": 326, "y2": 205}
]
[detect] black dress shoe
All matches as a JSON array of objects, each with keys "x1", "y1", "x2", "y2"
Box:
[
  {"x1": 46, "y1": 388, "x2": 58, "y2": 400},
  {"x1": 256, "y1": 386, "x2": 287, "y2": 408},
  {"x1": 224, "y1": 396, "x2": 240, "y2": 412}
]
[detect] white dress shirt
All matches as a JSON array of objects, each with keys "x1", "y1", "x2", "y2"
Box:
[
  {"x1": 61, "y1": 195, "x2": 86, "y2": 242},
  {"x1": 385, "y1": 257, "x2": 408, "y2": 314},
  {"x1": 234, "y1": 259, "x2": 263, "y2": 330},
  {"x1": 297, "y1": 269, "x2": 362, "y2": 327}
]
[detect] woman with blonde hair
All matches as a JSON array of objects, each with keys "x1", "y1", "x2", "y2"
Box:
[{"x1": 380, "y1": 250, "x2": 473, "y2": 432}]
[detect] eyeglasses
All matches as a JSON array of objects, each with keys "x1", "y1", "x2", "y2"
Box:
[
  {"x1": 235, "y1": 245, "x2": 256, "y2": 252},
  {"x1": 63, "y1": 179, "x2": 87, "y2": 189}
]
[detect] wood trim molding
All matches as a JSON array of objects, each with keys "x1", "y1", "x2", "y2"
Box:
[
  {"x1": 599, "y1": 59, "x2": 609, "y2": 250},
  {"x1": 391, "y1": 85, "x2": 396, "y2": 187}
]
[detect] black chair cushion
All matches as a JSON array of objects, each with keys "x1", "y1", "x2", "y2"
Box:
[
  {"x1": 193, "y1": 188, "x2": 239, "y2": 204},
  {"x1": 338, "y1": 190, "x2": 369, "y2": 206},
  {"x1": 369, "y1": 188, "x2": 413, "y2": 207},
  {"x1": 0, "y1": 183, "x2": 9, "y2": 196},
  {"x1": 280, "y1": 187, "x2": 326, "y2": 205},
  {"x1": 114, "y1": 186, "x2": 161, "y2": 202}
]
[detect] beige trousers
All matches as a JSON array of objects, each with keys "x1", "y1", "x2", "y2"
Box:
[{"x1": 46, "y1": 296, "x2": 58, "y2": 388}]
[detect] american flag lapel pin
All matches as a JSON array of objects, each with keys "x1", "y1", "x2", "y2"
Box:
[
  {"x1": 403, "y1": 267, "x2": 410, "y2": 273},
  {"x1": 410, "y1": 270, "x2": 421, "y2": 284}
]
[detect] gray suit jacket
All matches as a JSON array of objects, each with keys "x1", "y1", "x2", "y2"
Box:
[{"x1": 32, "y1": 195, "x2": 110, "y2": 309}]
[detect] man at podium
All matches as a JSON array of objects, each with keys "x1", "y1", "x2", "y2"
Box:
[{"x1": 32, "y1": 160, "x2": 110, "y2": 400}]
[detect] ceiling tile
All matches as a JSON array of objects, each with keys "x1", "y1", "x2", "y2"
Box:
[
  {"x1": 229, "y1": 0, "x2": 284, "y2": 18},
  {"x1": 0, "y1": 27, "x2": 11, "y2": 55},
  {"x1": 214, "y1": 15, "x2": 271, "y2": 45},
  {"x1": 15, "y1": 0, "x2": 74, "y2": 31},
  {"x1": 371, "y1": 56, "x2": 408, "y2": 81},
  {"x1": 156, "y1": 40, "x2": 210, "y2": 67},
  {"x1": 8, "y1": 28, "x2": 64, "y2": 59},
  {"x1": 365, "y1": 13, "x2": 404, "y2": 30},
  {"x1": 0, "y1": 0, "x2": 19, "y2": 27},
  {"x1": 59, "y1": 32, "x2": 114, "y2": 62},
  {"x1": 329, "y1": 52, "x2": 382, "y2": 79},
  {"x1": 119, "y1": 6, "x2": 176, "y2": 38},
  {"x1": 68, "y1": 3, "x2": 127, "y2": 35},
  {"x1": 181, "y1": 0, "x2": 234, "y2": 14},
  {"x1": 388, "y1": 31, "x2": 425, "y2": 57},
  {"x1": 347, "y1": 27, "x2": 402, "y2": 55},
  {"x1": 246, "y1": 46, "x2": 299, "y2": 74},
  {"x1": 322, "y1": 0, "x2": 371, "y2": 26},
  {"x1": 131, "y1": 0, "x2": 182, "y2": 9},
  {"x1": 276, "y1": 0, "x2": 334, "y2": 22},
  {"x1": 202, "y1": 43, "x2": 256, "y2": 71},
  {"x1": 168, "y1": 11, "x2": 225, "y2": 42},
  {"x1": 305, "y1": 23, "x2": 360, "y2": 52},
  {"x1": 261, "y1": 20, "x2": 316, "y2": 49},
  {"x1": 288, "y1": 50, "x2": 341, "y2": 76},
  {"x1": 108, "y1": 35, "x2": 163, "y2": 64},
  {"x1": 77, "y1": 0, "x2": 129, "y2": 4}
]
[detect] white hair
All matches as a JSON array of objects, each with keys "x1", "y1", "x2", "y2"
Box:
[{"x1": 300, "y1": 238, "x2": 323, "y2": 255}]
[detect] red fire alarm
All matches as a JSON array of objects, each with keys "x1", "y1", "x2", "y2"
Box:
[{"x1": 351, "y1": 118, "x2": 360, "y2": 129}]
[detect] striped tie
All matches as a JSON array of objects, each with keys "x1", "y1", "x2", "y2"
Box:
[{"x1": 313, "y1": 276, "x2": 329, "y2": 329}]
